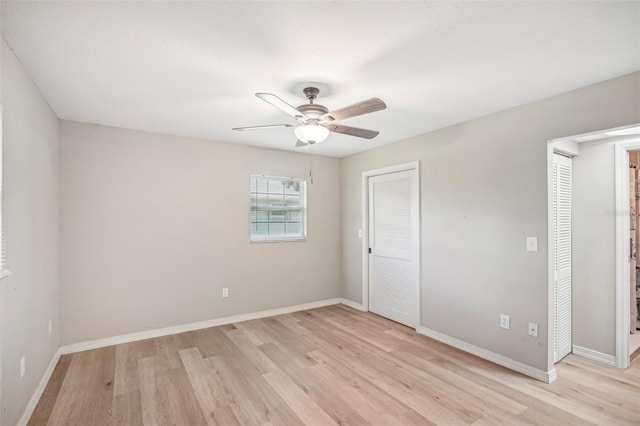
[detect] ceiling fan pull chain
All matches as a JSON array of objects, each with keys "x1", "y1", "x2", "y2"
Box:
[{"x1": 309, "y1": 144, "x2": 314, "y2": 185}]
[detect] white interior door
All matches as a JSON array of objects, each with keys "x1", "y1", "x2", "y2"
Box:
[
  {"x1": 553, "y1": 153, "x2": 572, "y2": 363},
  {"x1": 368, "y1": 169, "x2": 418, "y2": 328}
]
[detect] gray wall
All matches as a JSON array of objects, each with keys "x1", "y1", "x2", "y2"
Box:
[
  {"x1": 60, "y1": 121, "x2": 342, "y2": 345},
  {"x1": 1, "y1": 40, "x2": 60, "y2": 426},
  {"x1": 341, "y1": 72, "x2": 640, "y2": 372}
]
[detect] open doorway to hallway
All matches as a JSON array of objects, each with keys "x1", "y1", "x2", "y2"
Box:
[
  {"x1": 627, "y1": 150, "x2": 640, "y2": 359},
  {"x1": 548, "y1": 124, "x2": 640, "y2": 372}
]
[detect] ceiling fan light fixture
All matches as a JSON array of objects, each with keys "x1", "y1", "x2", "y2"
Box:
[
  {"x1": 294, "y1": 123, "x2": 330, "y2": 144},
  {"x1": 234, "y1": 87, "x2": 386, "y2": 148}
]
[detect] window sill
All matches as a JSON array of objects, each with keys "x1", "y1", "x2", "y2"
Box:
[
  {"x1": 0, "y1": 269, "x2": 12, "y2": 280},
  {"x1": 250, "y1": 237, "x2": 307, "y2": 244}
]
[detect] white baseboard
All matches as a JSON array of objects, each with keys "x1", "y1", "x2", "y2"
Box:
[
  {"x1": 17, "y1": 347, "x2": 62, "y2": 426},
  {"x1": 572, "y1": 345, "x2": 616, "y2": 366},
  {"x1": 418, "y1": 326, "x2": 555, "y2": 383},
  {"x1": 60, "y1": 298, "x2": 343, "y2": 355},
  {"x1": 338, "y1": 298, "x2": 367, "y2": 312}
]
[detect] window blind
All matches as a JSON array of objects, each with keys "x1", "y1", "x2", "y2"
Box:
[{"x1": 0, "y1": 109, "x2": 9, "y2": 278}]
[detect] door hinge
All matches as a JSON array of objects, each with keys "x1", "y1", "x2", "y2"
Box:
[{"x1": 368, "y1": 247, "x2": 372, "y2": 254}]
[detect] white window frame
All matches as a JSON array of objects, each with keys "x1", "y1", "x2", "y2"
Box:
[
  {"x1": 0, "y1": 107, "x2": 10, "y2": 279},
  {"x1": 249, "y1": 174, "x2": 307, "y2": 243}
]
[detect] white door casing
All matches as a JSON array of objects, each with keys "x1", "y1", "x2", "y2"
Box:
[
  {"x1": 553, "y1": 153, "x2": 572, "y2": 363},
  {"x1": 547, "y1": 125, "x2": 640, "y2": 372},
  {"x1": 368, "y1": 169, "x2": 419, "y2": 328}
]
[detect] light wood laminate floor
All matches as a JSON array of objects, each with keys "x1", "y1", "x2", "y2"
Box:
[{"x1": 29, "y1": 304, "x2": 640, "y2": 425}]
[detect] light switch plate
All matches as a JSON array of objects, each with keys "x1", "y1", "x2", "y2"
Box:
[
  {"x1": 526, "y1": 237, "x2": 538, "y2": 252},
  {"x1": 500, "y1": 314, "x2": 510, "y2": 330},
  {"x1": 528, "y1": 322, "x2": 538, "y2": 337},
  {"x1": 20, "y1": 356, "x2": 26, "y2": 378}
]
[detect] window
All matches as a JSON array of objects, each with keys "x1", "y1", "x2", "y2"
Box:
[
  {"x1": 250, "y1": 175, "x2": 306, "y2": 241},
  {"x1": 0, "y1": 108, "x2": 9, "y2": 278}
]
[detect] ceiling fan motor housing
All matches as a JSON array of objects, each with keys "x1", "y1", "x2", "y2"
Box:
[{"x1": 296, "y1": 103, "x2": 328, "y2": 120}]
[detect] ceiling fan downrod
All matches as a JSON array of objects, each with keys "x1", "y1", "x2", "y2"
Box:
[{"x1": 303, "y1": 87, "x2": 319, "y2": 104}]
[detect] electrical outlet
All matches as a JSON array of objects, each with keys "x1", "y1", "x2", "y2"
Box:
[
  {"x1": 222, "y1": 288, "x2": 229, "y2": 298},
  {"x1": 500, "y1": 314, "x2": 510, "y2": 330},
  {"x1": 48, "y1": 319, "x2": 52, "y2": 336},
  {"x1": 20, "y1": 356, "x2": 26, "y2": 378},
  {"x1": 528, "y1": 322, "x2": 538, "y2": 337},
  {"x1": 526, "y1": 237, "x2": 538, "y2": 252}
]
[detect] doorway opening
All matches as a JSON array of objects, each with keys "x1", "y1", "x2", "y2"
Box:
[
  {"x1": 627, "y1": 150, "x2": 640, "y2": 359},
  {"x1": 547, "y1": 124, "x2": 640, "y2": 372}
]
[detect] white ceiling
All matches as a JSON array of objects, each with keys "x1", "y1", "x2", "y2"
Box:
[{"x1": 2, "y1": 1, "x2": 639, "y2": 157}]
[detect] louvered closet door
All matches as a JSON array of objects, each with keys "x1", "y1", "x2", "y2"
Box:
[
  {"x1": 553, "y1": 153, "x2": 572, "y2": 363},
  {"x1": 368, "y1": 169, "x2": 418, "y2": 328}
]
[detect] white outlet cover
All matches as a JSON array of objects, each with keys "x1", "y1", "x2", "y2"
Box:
[
  {"x1": 526, "y1": 237, "x2": 538, "y2": 252},
  {"x1": 528, "y1": 322, "x2": 538, "y2": 337}
]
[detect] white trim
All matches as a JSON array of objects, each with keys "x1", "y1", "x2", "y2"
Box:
[
  {"x1": 16, "y1": 348, "x2": 62, "y2": 426},
  {"x1": 249, "y1": 237, "x2": 307, "y2": 244},
  {"x1": 546, "y1": 141, "x2": 556, "y2": 372},
  {"x1": 549, "y1": 124, "x2": 640, "y2": 144},
  {"x1": 0, "y1": 269, "x2": 11, "y2": 279},
  {"x1": 552, "y1": 140, "x2": 579, "y2": 158},
  {"x1": 60, "y1": 298, "x2": 343, "y2": 354},
  {"x1": 339, "y1": 298, "x2": 367, "y2": 312},
  {"x1": 361, "y1": 174, "x2": 368, "y2": 312},
  {"x1": 418, "y1": 326, "x2": 555, "y2": 383},
  {"x1": 361, "y1": 161, "x2": 421, "y2": 328},
  {"x1": 572, "y1": 345, "x2": 616, "y2": 366}
]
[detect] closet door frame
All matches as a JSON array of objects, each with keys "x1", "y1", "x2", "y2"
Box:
[{"x1": 361, "y1": 161, "x2": 420, "y2": 330}]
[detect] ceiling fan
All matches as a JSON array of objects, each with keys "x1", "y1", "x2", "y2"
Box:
[{"x1": 232, "y1": 87, "x2": 386, "y2": 147}]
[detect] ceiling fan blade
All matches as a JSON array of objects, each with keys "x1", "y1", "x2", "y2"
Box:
[
  {"x1": 327, "y1": 124, "x2": 379, "y2": 139},
  {"x1": 256, "y1": 93, "x2": 308, "y2": 123},
  {"x1": 294, "y1": 140, "x2": 309, "y2": 148},
  {"x1": 232, "y1": 124, "x2": 296, "y2": 131},
  {"x1": 322, "y1": 98, "x2": 386, "y2": 122}
]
